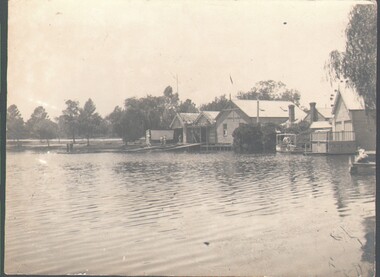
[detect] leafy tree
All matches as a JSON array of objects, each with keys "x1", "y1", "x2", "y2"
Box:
[
  {"x1": 283, "y1": 120, "x2": 311, "y2": 135},
  {"x1": 200, "y1": 95, "x2": 229, "y2": 111},
  {"x1": 62, "y1": 100, "x2": 80, "y2": 143},
  {"x1": 26, "y1": 106, "x2": 49, "y2": 137},
  {"x1": 261, "y1": 123, "x2": 280, "y2": 152},
  {"x1": 232, "y1": 123, "x2": 263, "y2": 153},
  {"x1": 178, "y1": 99, "x2": 199, "y2": 113},
  {"x1": 79, "y1": 98, "x2": 102, "y2": 146},
  {"x1": 55, "y1": 115, "x2": 68, "y2": 142},
  {"x1": 162, "y1": 86, "x2": 179, "y2": 127},
  {"x1": 26, "y1": 106, "x2": 58, "y2": 145},
  {"x1": 122, "y1": 107, "x2": 146, "y2": 142},
  {"x1": 7, "y1": 105, "x2": 27, "y2": 142},
  {"x1": 34, "y1": 119, "x2": 58, "y2": 147},
  {"x1": 120, "y1": 86, "x2": 182, "y2": 142},
  {"x1": 237, "y1": 80, "x2": 301, "y2": 105},
  {"x1": 105, "y1": 106, "x2": 125, "y2": 138},
  {"x1": 325, "y1": 4, "x2": 376, "y2": 118}
]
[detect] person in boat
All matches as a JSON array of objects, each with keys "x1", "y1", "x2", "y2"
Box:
[
  {"x1": 283, "y1": 136, "x2": 291, "y2": 150},
  {"x1": 283, "y1": 136, "x2": 291, "y2": 145},
  {"x1": 356, "y1": 148, "x2": 369, "y2": 163}
]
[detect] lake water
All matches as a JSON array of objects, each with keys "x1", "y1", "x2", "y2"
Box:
[{"x1": 5, "y1": 151, "x2": 375, "y2": 276}]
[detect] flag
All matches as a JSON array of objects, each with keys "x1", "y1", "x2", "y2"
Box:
[{"x1": 230, "y1": 75, "x2": 233, "y2": 84}]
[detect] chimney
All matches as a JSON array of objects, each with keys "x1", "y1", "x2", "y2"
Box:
[
  {"x1": 309, "y1": 102, "x2": 317, "y2": 123},
  {"x1": 288, "y1": 104, "x2": 295, "y2": 126}
]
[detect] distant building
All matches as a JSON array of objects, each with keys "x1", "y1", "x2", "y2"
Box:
[
  {"x1": 332, "y1": 87, "x2": 376, "y2": 151},
  {"x1": 170, "y1": 112, "x2": 199, "y2": 143},
  {"x1": 305, "y1": 102, "x2": 333, "y2": 131},
  {"x1": 304, "y1": 102, "x2": 333, "y2": 123},
  {"x1": 214, "y1": 99, "x2": 306, "y2": 144},
  {"x1": 310, "y1": 87, "x2": 375, "y2": 154},
  {"x1": 170, "y1": 111, "x2": 220, "y2": 144},
  {"x1": 193, "y1": 111, "x2": 220, "y2": 144}
]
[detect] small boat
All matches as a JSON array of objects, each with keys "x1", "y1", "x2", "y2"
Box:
[
  {"x1": 349, "y1": 150, "x2": 376, "y2": 175},
  {"x1": 276, "y1": 133, "x2": 304, "y2": 154}
]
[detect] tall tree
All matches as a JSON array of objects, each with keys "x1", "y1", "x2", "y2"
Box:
[
  {"x1": 34, "y1": 119, "x2": 58, "y2": 147},
  {"x1": 105, "y1": 106, "x2": 125, "y2": 138},
  {"x1": 79, "y1": 98, "x2": 102, "y2": 146},
  {"x1": 26, "y1": 106, "x2": 58, "y2": 145},
  {"x1": 162, "y1": 86, "x2": 179, "y2": 127},
  {"x1": 7, "y1": 104, "x2": 27, "y2": 142},
  {"x1": 62, "y1": 100, "x2": 80, "y2": 143},
  {"x1": 325, "y1": 4, "x2": 376, "y2": 117},
  {"x1": 237, "y1": 80, "x2": 301, "y2": 105},
  {"x1": 55, "y1": 115, "x2": 68, "y2": 142},
  {"x1": 26, "y1": 106, "x2": 49, "y2": 137},
  {"x1": 178, "y1": 99, "x2": 199, "y2": 113},
  {"x1": 200, "y1": 95, "x2": 229, "y2": 111}
]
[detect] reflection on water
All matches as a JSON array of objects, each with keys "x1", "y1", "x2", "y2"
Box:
[{"x1": 5, "y1": 151, "x2": 375, "y2": 276}]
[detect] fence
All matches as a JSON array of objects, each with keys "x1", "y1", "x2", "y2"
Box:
[{"x1": 311, "y1": 131, "x2": 355, "y2": 142}]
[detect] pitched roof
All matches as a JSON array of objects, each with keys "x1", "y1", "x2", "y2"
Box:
[
  {"x1": 310, "y1": 121, "x2": 332, "y2": 129},
  {"x1": 178, "y1": 113, "x2": 200, "y2": 124},
  {"x1": 232, "y1": 99, "x2": 306, "y2": 121},
  {"x1": 194, "y1": 111, "x2": 220, "y2": 125},
  {"x1": 169, "y1": 112, "x2": 200, "y2": 129},
  {"x1": 316, "y1": 107, "x2": 333, "y2": 119},
  {"x1": 201, "y1": 111, "x2": 220, "y2": 122},
  {"x1": 332, "y1": 86, "x2": 365, "y2": 114}
]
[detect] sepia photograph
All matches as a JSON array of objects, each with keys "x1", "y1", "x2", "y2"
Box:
[{"x1": 4, "y1": 0, "x2": 376, "y2": 276}]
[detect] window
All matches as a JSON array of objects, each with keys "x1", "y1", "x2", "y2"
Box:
[{"x1": 223, "y1": 123, "x2": 228, "y2": 137}]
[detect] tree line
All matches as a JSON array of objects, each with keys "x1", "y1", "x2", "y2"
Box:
[
  {"x1": 7, "y1": 80, "x2": 305, "y2": 146},
  {"x1": 6, "y1": 86, "x2": 199, "y2": 145}
]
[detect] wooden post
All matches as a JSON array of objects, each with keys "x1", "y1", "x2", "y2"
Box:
[
  {"x1": 183, "y1": 125, "x2": 187, "y2": 144},
  {"x1": 257, "y1": 98, "x2": 260, "y2": 124}
]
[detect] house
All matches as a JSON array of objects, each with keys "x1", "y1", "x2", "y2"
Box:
[
  {"x1": 331, "y1": 87, "x2": 376, "y2": 151},
  {"x1": 169, "y1": 113, "x2": 200, "y2": 143},
  {"x1": 192, "y1": 111, "x2": 220, "y2": 144},
  {"x1": 304, "y1": 102, "x2": 333, "y2": 123},
  {"x1": 310, "y1": 87, "x2": 375, "y2": 154},
  {"x1": 169, "y1": 111, "x2": 221, "y2": 144},
  {"x1": 214, "y1": 99, "x2": 307, "y2": 144},
  {"x1": 305, "y1": 102, "x2": 333, "y2": 131}
]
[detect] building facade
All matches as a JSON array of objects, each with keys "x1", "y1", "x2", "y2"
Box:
[
  {"x1": 214, "y1": 99, "x2": 307, "y2": 144},
  {"x1": 332, "y1": 88, "x2": 376, "y2": 151}
]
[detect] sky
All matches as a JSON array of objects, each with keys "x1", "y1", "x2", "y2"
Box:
[{"x1": 7, "y1": 0, "x2": 371, "y2": 119}]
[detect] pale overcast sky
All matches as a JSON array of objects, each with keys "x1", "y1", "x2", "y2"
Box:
[{"x1": 8, "y1": 0, "x2": 369, "y2": 119}]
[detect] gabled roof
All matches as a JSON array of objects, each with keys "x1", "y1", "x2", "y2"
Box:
[
  {"x1": 178, "y1": 113, "x2": 199, "y2": 124},
  {"x1": 231, "y1": 99, "x2": 306, "y2": 121},
  {"x1": 169, "y1": 112, "x2": 200, "y2": 128},
  {"x1": 194, "y1": 111, "x2": 220, "y2": 125},
  {"x1": 316, "y1": 107, "x2": 333, "y2": 119},
  {"x1": 332, "y1": 86, "x2": 365, "y2": 114}
]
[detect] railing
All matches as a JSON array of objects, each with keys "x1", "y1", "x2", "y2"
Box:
[
  {"x1": 311, "y1": 131, "x2": 356, "y2": 142},
  {"x1": 328, "y1": 131, "x2": 355, "y2": 141}
]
